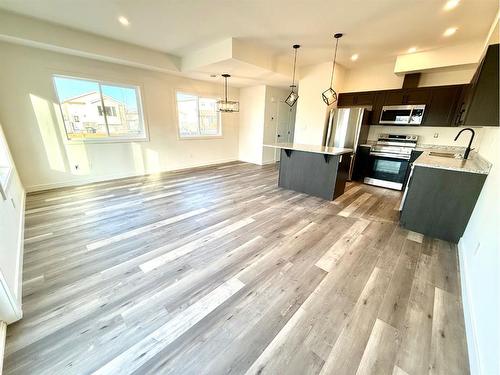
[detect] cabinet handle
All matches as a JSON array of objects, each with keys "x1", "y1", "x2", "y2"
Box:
[{"x1": 455, "y1": 106, "x2": 466, "y2": 125}]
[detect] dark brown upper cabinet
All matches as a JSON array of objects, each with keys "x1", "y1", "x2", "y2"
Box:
[
  {"x1": 338, "y1": 84, "x2": 468, "y2": 127},
  {"x1": 423, "y1": 85, "x2": 464, "y2": 127},
  {"x1": 353, "y1": 91, "x2": 376, "y2": 105},
  {"x1": 384, "y1": 88, "x2": 431, "y2": 106},
  {"x1": 404, "y1": 88, "x2": 431, "y2": 105},
  {"x1": 337, "y1": 92, "x2": 356, "y2": 107},
  {"x1": 463, "y1": 43, "x2": 499, "y2": 127},
  {"x1": 337, "y1": 91, "x2": 375, "y2": 107},
  {"x1": 384, "y1": 90, "x2": 407, "y2": 105},
  {"x1": 371, "y1": 91, "x2": 386, "y2": 125}
]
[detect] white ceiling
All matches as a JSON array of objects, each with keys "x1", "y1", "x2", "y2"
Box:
[{"x1": 0, "y1": 0, "x2": 497, "y2": 85}]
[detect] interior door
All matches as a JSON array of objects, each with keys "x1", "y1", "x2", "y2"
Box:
[{"x1": 275, "y1": 100, "x2": 296, "y2": 161}]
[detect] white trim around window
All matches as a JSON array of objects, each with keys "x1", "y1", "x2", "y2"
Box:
[
  {"x1": 175, "y1": 91, "x2": 223, "y2": 140},
  {"x1": 52, "y1": 74, "x2": 149, "y2": 143}
]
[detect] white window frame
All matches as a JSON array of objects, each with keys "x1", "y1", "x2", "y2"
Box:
[
  {"x1": 52, "y1": 75, "x2": 149, "y2": 143},
  {"x1": 175, "y1": 91, "x2": 223, "y2": 140}
]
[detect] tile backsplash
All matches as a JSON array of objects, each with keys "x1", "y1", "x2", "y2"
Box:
[{"x1": 367, "y1": 125, "x2": 484, "y2": 148}]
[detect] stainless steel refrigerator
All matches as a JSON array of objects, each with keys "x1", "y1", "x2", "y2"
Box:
[{"x1": 322, "y1": 107, "x2": 370, "y2": 180}]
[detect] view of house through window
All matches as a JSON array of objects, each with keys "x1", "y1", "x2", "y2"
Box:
[
  {"x1": 176, "y1": 92, "x2": 221, "y2": 138},
  {"x1": 53, "y1": 76, "x2": 146, "y2": 140}
]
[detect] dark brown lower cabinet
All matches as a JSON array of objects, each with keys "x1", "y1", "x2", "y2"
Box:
[{"x1": 400, "y1": 166, "x2": 487, "y2": 243}]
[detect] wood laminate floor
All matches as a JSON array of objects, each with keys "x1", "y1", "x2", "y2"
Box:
[{"x1": 4, "y1": 162, "x2": 469, "y2": 375}]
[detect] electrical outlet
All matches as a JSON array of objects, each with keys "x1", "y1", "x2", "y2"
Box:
[{"x1": 433, "y1": 133, "x2": 439, "y2": 138}]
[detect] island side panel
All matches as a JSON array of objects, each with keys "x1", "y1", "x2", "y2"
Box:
[
  {"x1": 278, "y1": 149, "x2": 340, "y2": 200},
  {"x1": 333, "y1": 152, "x2": 352, "y2": 199},
  {"x1": 400, "y1": 166, "x2": 487, "y2": 243}
]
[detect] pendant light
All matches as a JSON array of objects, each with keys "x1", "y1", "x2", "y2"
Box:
[
  {"x1": 285, "y1": 44, "x2": 300, "y2": 107},
  {"x1": 217, "y1": 74, "x2": 239, "y2": 112},
  {"x1": 322, "y1": 33, "x2": 343, "y2": 106}
]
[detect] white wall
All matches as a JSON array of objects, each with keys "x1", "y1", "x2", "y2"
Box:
[
  {"x1": 457, "y1": 23, "x2": 500, "y2": 374},
  {"x1": 458, "y1": 128, "x2": 499, "y2": 375},
  {"x1": 0, "y1": 10, "x2": 180, "y2": 74},
  {"x1": 0, "y1": 123, "x2": 24, "y2": 324},
  {"x1": 0, "y1": 42, "x2": 239, "y2": 191},
  {"x1": 294, "y1": 62, "x2": 346, "y2": 145},
  {"x1": 238, "y1": 85, "x2": 266, "y2": 165},
  {"x1": 342, "y1": 61, "x2": 404, "y2": 92},
  {"x1": 343, "y1": 59, "x2": 475, "y2": 93}
]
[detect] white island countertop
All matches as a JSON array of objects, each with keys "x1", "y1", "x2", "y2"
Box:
[{"x1": 264, "y1": 143, "x2": 353, "y2": 156}]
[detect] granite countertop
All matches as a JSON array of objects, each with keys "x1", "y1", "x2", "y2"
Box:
[
  {"x1": 413, "y1": 150, "x2": 491, "y2": 175},
  {"x1": 264, "y1": 143, "x2": 353, "y2": 156},
  {"x1": 360, "y1": 142, "x2": 491, "y2": 174}
]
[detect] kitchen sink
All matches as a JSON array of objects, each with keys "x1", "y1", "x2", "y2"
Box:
[{"x1": 428, "y1": 151, "x2": 462, "y2": 159}]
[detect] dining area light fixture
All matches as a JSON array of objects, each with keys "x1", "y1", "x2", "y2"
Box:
[
  {"x1": 217, "y1": 74, "x2": 239, "y2": 112},
  {"x1": 285, "y1": 44, "x2": 301, "y2": 107},
  {"x1": 322, "y1": 33, "x2": 343, "y2": 106}
]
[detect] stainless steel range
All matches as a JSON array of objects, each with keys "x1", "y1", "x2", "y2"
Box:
[{"x1": 364, "y1": 134, "x2": 418, "y2": 190}]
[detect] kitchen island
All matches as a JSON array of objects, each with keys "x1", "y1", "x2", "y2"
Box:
[{"x1": 264, "y1": 143, "x2": 353, "y2": 200}]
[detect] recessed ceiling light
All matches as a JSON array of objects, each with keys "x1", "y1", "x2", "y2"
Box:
[
  {"x1": 351, "y1": 54, "x2": 359, "y2": 61},
  {"x1": 443, "y1": 27, "x2": 458, "y2": 37},
  {"x1": 408, "y1": 47, "x2": 417, "y2": 53},
  {"x1": 444, "y1": 0, "x2": 460, "y2": 11},
  {"x1": 118, "y1": 16, "x2": 130, "y2": 26}
]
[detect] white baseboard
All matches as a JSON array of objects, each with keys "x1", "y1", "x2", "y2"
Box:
[
  {"x1": 25, "y1": 158, "x2": 239, "y2": 192},
  {"x1": 0, "y1": 321, "x2": 6, "y2": 375},
  {"x1": 458, "y1": 238, "x2": 482, "y2": 375},
  {"x1": 261, "y1": 160, "x2": 278, "y2": 165}
]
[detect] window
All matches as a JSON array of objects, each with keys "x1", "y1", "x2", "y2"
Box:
[
  {"x1": 176, "y1": 92, "x2": 221, "y2": 138},
  {"x1": 53, "y1": 75, "x2": 146, "y2": 141},
  {"x1": 97, "y1": 106, "x2": 117, "y2": 117}
]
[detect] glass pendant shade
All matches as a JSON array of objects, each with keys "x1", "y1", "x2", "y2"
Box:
[
  {"x1": 285, "y1": 87, "x2": 299, "y2": 107},
  {"x1": 322, "y1": 88, "x2": 337, "y2": 105},
  {"x1": 216, "y1": 100, "x2": 239, "y2": 112},
  {"x1": 323, "y1": 33, "x2": 343, "y2": 106},
  {"x1": 217, "y1": 74, "x2": 239, "y2": 112},
  {"x1": 285, "y1": 44, "x2": 300, "y2": 107}
]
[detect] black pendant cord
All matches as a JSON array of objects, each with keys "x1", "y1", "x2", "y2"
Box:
[
  {"x1": 225, "y1": 76, "x2": 228, "y2": 103},
  {"x1": 329, "y1": 37, "x2": 339, "y2": 89},
  {"x1": 291, "y1": 47, "x2": 298, "y2": 88}
]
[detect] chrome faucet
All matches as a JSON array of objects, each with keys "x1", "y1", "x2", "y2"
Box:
[{"x1": 454, "y1": 128, "x2": 475, "y2": 160}]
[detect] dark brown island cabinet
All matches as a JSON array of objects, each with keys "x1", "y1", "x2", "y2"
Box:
[{"x1": 337, "y1": 43, "x2": 499, "y2": 127}]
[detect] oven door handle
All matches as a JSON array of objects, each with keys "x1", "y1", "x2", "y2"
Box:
[{"x1": 369, "y1": 152, "x2": 410, "y2": 160}]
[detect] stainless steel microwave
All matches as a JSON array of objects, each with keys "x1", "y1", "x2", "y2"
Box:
[{"x1": 379, "y1": 105, "x2": 426, "y2": 125}]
